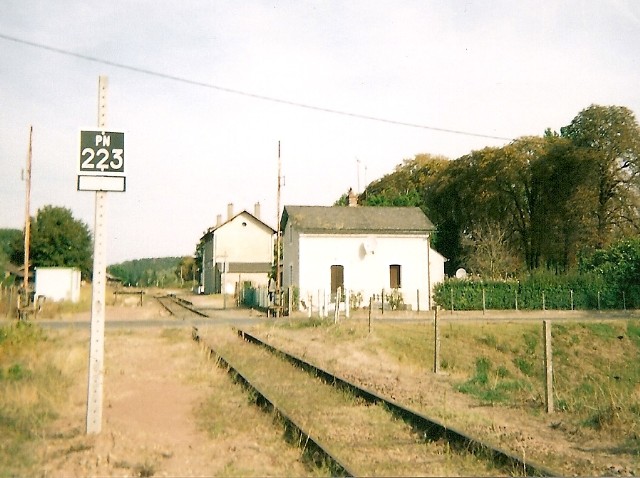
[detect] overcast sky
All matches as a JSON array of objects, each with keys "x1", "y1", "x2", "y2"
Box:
[{"x1": 1, "y1": 1, "x2": 639, "y2": 264}]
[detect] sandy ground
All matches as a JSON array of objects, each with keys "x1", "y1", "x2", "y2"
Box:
[{"x1": 35, "y1": 299, "x2": 311, "y2": 477}]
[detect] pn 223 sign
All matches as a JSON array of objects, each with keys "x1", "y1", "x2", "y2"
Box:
[{"x1": 79, "y1": 131, "x2": 124, "y2": 174}]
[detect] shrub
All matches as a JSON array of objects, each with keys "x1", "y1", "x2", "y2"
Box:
[
  {"x1": 513, "y1": 357, "x2": 535, "y2": 377},
  {"x1": 433, "y1": 269, "x2": 630, "y2": 311}
]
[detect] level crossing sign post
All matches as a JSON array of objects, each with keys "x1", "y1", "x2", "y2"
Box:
[
  {"x1": 81, "y1": 76, "x2": 125, "y2": 435},
  {"x1": 78, "y1": 128, "x2": 126, "y2": 192}
]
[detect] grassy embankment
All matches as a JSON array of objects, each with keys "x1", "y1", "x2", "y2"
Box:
[{"x1": 276, "y1": 316, "x2": 640, "y2": 450}]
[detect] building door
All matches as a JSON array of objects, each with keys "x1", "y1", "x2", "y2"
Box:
[
  {"x1": 330, "y1": 265, "x2": 344, "y2": 299},
  {"x1": 389, "y1": 264, "x2": 401, "y2": 289}
]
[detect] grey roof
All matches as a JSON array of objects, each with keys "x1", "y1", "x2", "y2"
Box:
[{"x1": 281, "y1": 206, "x2": 435, "y2": 234}]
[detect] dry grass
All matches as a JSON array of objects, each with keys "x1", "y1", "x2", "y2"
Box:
[
  {"x1": 3, "y1": 325, "x2": 319, "y2": 477},
  {"x1": 0, "y1": 322, "x2": 85, "y2": 477},
  {"x1": 261, "y1": 316, "x2": 640, "y2": 457},
  {"x1": 188, "y1": 329, "x2": 323, "y2": 477},
  {"x1": 298, "y1": 318, "x2": 640, "y2": 424},
  {"x1": 34, "y1": 284, "x2": 94, "y2": 319},
  {"x1": 206, "y1": 327, "x2": 505, "y2": 476}
]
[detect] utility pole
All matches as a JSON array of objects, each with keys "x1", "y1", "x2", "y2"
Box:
[
  {"x1": 20, "y1": 126, "x2": 33, "y2": 320},
  {"x1": 275, "y1": 141, "x2": 282, "y2": 317}
]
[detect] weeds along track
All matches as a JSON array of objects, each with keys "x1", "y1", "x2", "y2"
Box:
[
  {"x1": 193, "y1": 327, "x2": 558, "y2": 477},
  {"x1": 155, "y1": 295, "x2": 209, "y2": 319}
]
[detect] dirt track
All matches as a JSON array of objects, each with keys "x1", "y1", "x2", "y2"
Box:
[{"x1": 40, "y1": 325, "x2": 312, "y2": 477}]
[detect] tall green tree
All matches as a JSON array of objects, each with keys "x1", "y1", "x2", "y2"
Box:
[
  {"x1": 11, "y1": 206, "x2": 92, "y2": 278},
  {"x1": 0, "y1": 229, "x2": 22, "y2": 282},
  {"x1": 425, "y1": 153, "x2": 475, "y2": 274},
  {"x1": 579, "y1": 238, "x2": 640, "y2": 308},
  {"x1": 561, "y1": 104, "x2": 640, "y2": 247},
  {"x1": 461, "y1": 221, "x2": 521, "y2": 278},
  {"x1": 496, "y1": 136, "x2": 549, "y2": 269},
  {"x1": 108, "y1": 257, "x2": 183, "y2": 286},
  {"x1": 360, "y1": 154, "x2": 452, "y2": 265},
  {"x1": 193, "y1": 235, "x2": 206, "y2": 282},
  {"x1": 361, "y1": 154, "x2": 448, "y2": 208},
  {"x1": 427, "y1": 146, "x2": 528, "y2": 273},
  {"x1": 176, "y1": 255, "x2": 198, "y2": 285},
  {"x1": 337, "y1": 104, "x2": 640, "y2": 277},
  {"x1": 0, "y1": 229, "x2": 21, "y2": 259},
  {"x1": 534, "y1": 133, "x2": 597, "y2": 270}
]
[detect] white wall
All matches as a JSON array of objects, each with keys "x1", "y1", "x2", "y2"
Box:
[
  {"x1": 202, "y1": 212, "x2": 274, "y2": 294},
  {"x1": 35, "y1": 268, "x2": 81, "y2": 303},
  {"x1": 429, "y1": 248, "x2": 447, "y2": 295},
  {"x1": 287, "y1": 233, "x2": 433, "y2": 310},
  {"x1": 214, "y1": 214, "x2": 273, "y2": 263}
]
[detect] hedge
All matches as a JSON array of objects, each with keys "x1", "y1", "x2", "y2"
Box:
[{"x1": 433, "y1": 272, "x2": 638, "y2": 311}]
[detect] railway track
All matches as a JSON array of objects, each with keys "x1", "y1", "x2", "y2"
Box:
[
  {"x1": 193, "y1": 326, "x2": 559, "y2": 477},
  {"x1": 155, "y1": 294, "x2": 209, "y2": 319}
]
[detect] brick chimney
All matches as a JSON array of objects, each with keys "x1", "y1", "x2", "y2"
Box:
[
  {"x1": 254, "y1": 202, "x2": 261, "y2": 220},
  {"x1": 216, "y1": 214, "x2": 222, "y2": 227},
  {"x1": 227, "y1": 203, "x2": 234, "y2": 220}
]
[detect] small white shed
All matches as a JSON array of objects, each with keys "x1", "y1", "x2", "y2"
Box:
[{"x1": 35, "y1": 267, "x2": 81, "y2": 303}]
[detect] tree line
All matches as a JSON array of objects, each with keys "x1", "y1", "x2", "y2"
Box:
[
  {"x1": 1, "y1": 206, "x2": 93, "y2": 282},
  {"x1": 107, "y1": 256, "x2": 194, "y2": 287},
  {"x1": 1, "y1": 205, "x2": 196, "y2": 288},
  {"x1": 354, "y1": 104, "x2": 640, "y2": 278}
]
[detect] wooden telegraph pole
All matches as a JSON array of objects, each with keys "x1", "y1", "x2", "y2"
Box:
[
  {"x1": 20, "y1": 126, "x2": 33, "y2": 320},
  {"x1": 275, "y1": 141, "x2": 282, "y2": 317}
]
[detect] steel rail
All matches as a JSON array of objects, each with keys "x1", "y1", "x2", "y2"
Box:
[
  {"x1": 154, "y1": 296, "x2": 176, "y2": 315},
  {"x1": 236, "y1": 328, "x2": 559, "y2": 477},
  {"x1": 191, "y1": 327, "x2": 357, "y2": 477},
  {"x1": 155, "y1": 295, "x2": 209, "y2": 318}
]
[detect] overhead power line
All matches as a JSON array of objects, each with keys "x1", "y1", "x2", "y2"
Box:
[{"x1": 0, "y1": 33, "x2": 513, "y2": 141}]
